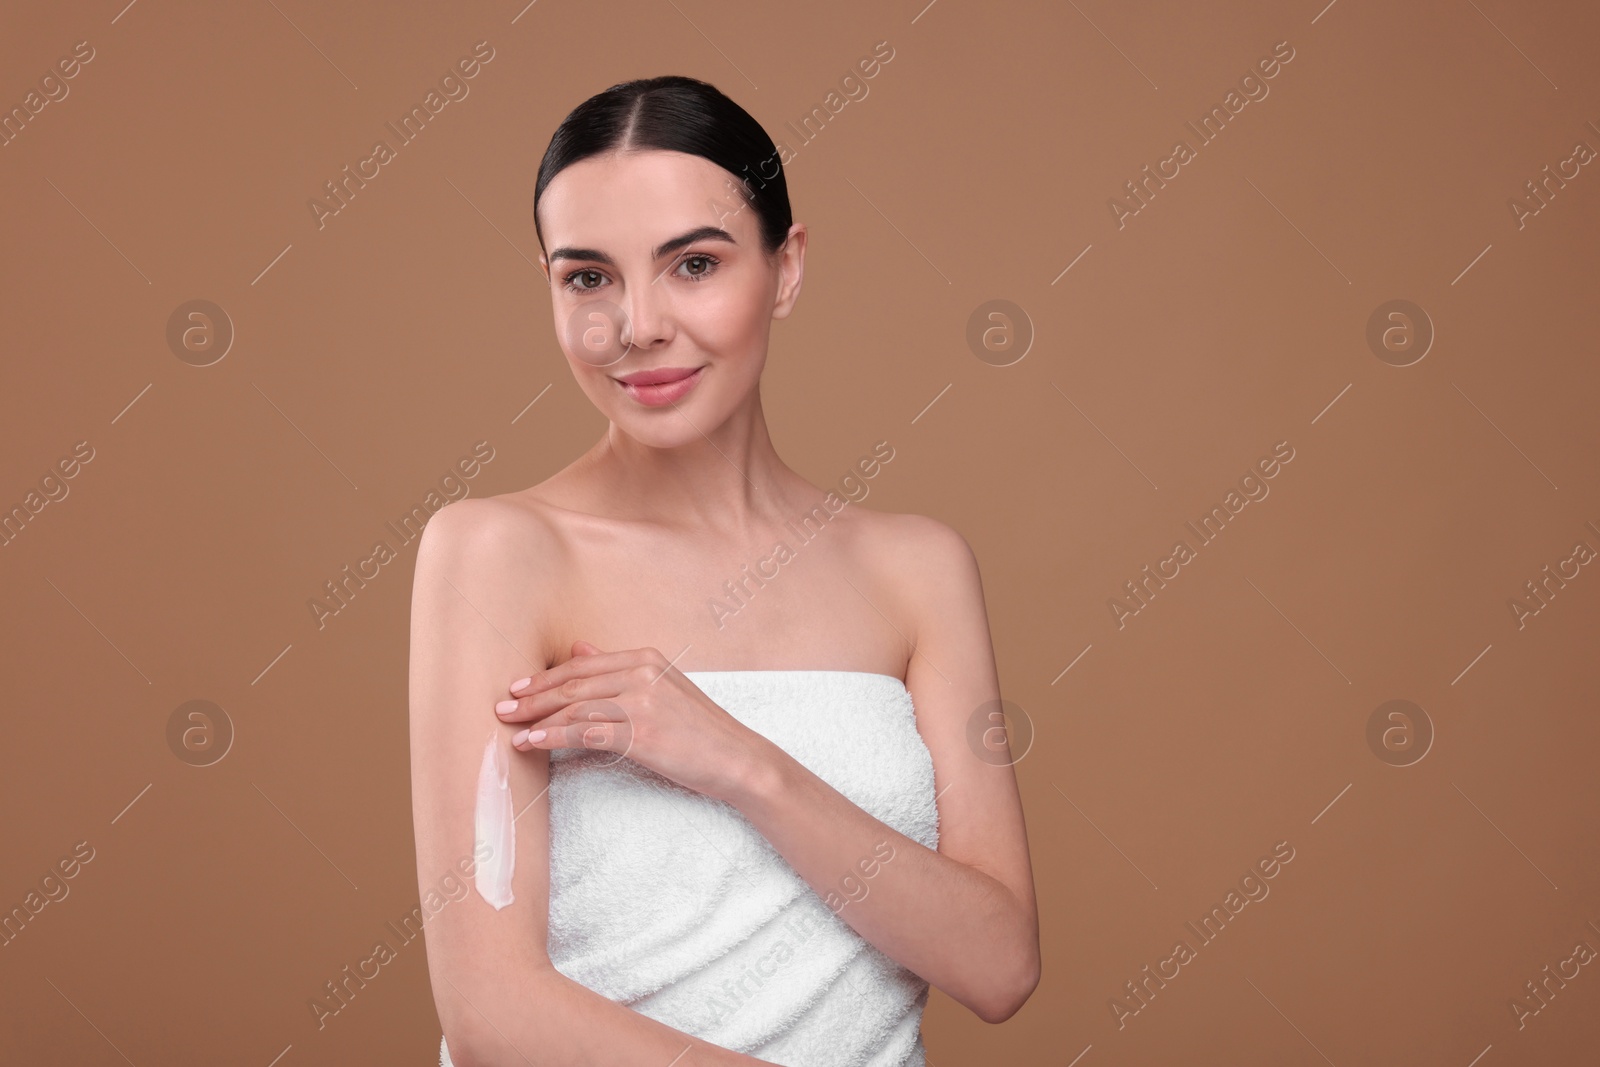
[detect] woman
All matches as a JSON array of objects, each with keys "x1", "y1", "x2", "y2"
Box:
[{"x1": 409, "y1": 75, "x2": 1039, "y2": 1066}]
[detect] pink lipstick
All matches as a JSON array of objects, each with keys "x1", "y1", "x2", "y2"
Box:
[{"x1": 613, "y1": 366, "x2": 705, "y2": 407}]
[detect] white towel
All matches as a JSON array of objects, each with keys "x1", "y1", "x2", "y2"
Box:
[{"x1": 440, "y1": 669, "x2": 940, "y2": 1067}]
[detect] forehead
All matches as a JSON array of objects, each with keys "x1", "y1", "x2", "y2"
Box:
[{"x1": 538, "y1": 148, "x2": 752, "y2": 251}]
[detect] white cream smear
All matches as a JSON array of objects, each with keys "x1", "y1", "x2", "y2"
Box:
[{"x1": 473, "y1": 731, "x2": 515, "y2": 909}]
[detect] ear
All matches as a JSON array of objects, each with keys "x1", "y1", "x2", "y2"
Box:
[
  {"x1": 537, "y1": 253, "x2": 551, "y2": 284},
  {"x1": 771, "y1": 223, "x2": 807, "y2": 320}
]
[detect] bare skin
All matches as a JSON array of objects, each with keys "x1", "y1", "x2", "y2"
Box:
[{"x1": 410, "y1": 146, "x2": 1039, "y2": 1067}]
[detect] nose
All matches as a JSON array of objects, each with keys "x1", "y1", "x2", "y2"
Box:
[{"x1": 618, "y1": 275, "x2": 673, "y2": 352}]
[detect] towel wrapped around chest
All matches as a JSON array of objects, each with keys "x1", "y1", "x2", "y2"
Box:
[{"x1": 440, "y1": 669, "x2": 941, "y2": 1067}]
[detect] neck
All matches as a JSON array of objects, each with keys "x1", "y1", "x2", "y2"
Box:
[{"x1": 580, "y1": 386, "x2": 801, "y2": 531}]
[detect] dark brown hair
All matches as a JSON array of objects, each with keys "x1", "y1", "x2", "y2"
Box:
[{"x1": 533, "y1": 75, "x2": 793, "y2": 256}]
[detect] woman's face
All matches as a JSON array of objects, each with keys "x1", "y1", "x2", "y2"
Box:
[{"x1": 537, "y1": 148, "x2": 804, "y2": 447}]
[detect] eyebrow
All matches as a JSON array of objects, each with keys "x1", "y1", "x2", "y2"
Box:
[{"x1": 547, "y1": 225, "x2": 738, "y2": 266}]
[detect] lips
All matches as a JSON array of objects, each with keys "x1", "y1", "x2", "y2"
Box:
[
  {"x1": 612, "y1": 365, "x2": 705, "y2": 407},
  {"x1": 615, "y1": 366, "x2": 701, "y2": 386}
]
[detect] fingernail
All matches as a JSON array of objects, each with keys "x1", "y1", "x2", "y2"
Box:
[
  {"x1": 527, "y1": 729, "x2": 546, "y2": 743},
  {"x1": 495, "y1": 700, "x2": 519, "y2": 715},
  {"x1": 511, "y1": 676, "x2": 532, "y2": 692},
  {"x1": 512, "y1": 728, "x2": 529, "y2": 745}
]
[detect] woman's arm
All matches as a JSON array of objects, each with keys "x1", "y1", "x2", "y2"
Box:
[
  {"x1": 725, "y1": 516, "x2": 1041, "y2": 1024},
  {"x1": 409, "y1": 500, "x2": 781, "y2": 1067}
]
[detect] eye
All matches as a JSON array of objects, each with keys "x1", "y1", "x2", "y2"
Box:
[
  {"x1": 676, "y1": 253, "x2": 719, "y2": 282},
  {"x1": 561, "y1": 268, "x2": 607, "y2": 294}
]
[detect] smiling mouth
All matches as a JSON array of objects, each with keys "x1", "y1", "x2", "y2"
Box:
[
  {"x1": 614, "y1": 366, "x2": 701, "y2": 386},
  {"x1": 612, "y1": 365, "x2": 706, "y2": 407}
]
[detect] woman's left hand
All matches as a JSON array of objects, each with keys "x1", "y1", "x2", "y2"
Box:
[{"x1": 495, "y1": 641, "x2": 775, "y2": 802}]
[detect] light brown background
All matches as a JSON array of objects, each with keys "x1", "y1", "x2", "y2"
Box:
[{"x1": 3, "y1": 0, "x2": 1598, "y2": 1063}]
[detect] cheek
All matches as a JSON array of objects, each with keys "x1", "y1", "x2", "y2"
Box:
[
  {"x1": 692, "y1": 280, "x2": 770, "y2": 357},
  {"x1": 554, "y1": 295, "x2": 631, "y2": 369},
  {"x1": 567, "y1": 359, "x2": 620, "y2": 412}
]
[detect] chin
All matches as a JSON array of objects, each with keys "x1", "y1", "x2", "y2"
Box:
[
  {"x1": 620, "y1": 422, "x2": 710, "y2": 451},
  {"x1": 612, "y1": 417, "x2": 710, "y2": 450}
]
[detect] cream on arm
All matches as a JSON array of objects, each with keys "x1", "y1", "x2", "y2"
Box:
[{"x1": 408, "y1": 500, "x2": 780, "y2": 1066}]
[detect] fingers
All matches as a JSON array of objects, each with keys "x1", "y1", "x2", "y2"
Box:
[
  {"x1": 509, "y1": 646, "x2": 664, "y2": 699},
  {"x1": 501, "y1": 691, "x2": 630, "y2": 739},
  {"x1": 496, "y1": 671, "x2": 629, "y2": 723},
  {"x1": 512, "y1": 716, "x2": 633, "y2": 756}
]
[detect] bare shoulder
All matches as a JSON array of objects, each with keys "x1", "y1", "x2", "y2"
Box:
[
  {"x1": 841, "y1": 505, "x2": 986, "y2": 651},
  {"x1": 846, "y1": 506, "x2": 979, "y2": 582},
  {"x1": 416, "y1": 491, "x2": 566, "y2": 566},
  {"x1": 410, "y1": 493, "x2": 570, "y2": 661}
]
